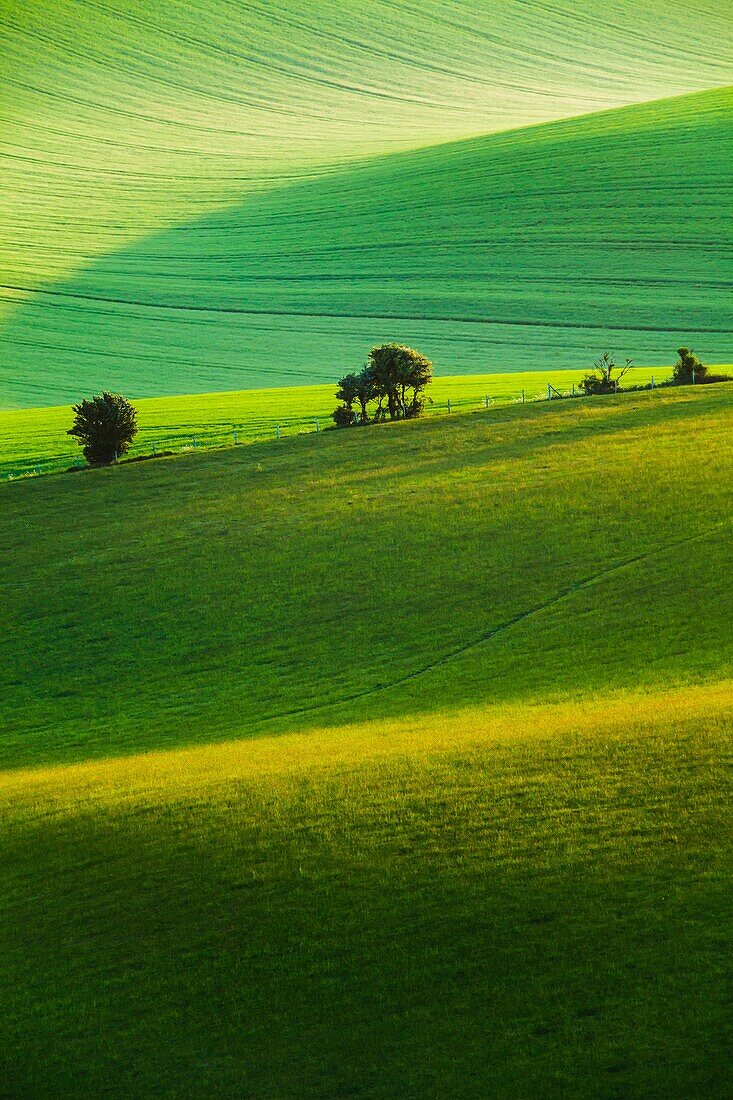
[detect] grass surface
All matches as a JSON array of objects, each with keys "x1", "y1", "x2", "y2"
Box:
[
  {"x1": 3, "y1": 384, "x2": 732, "y2": 769},
  {"x1": 4, "y1": 0, "x2": 731, "y2": 293},
  {"x1": 1, "y1": 688, "x2": 731, "y2": 1097},
  {"x1": 2, "y1": 0, "x2": 733, "y2": 408},
  {"x1": 0, "y1": 367, "x2": 679, "y2": 478},
  {"x1": 4, "y1": 5, "x2": 733, "y2": 1090},
  {"x1": 2, "y1": 87, "x2": 732, "y2": 405},
  {"x1": 2, "y1": 385, "x2": 732, "y2": 1094}
]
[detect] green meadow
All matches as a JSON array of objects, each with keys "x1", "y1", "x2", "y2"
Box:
[
  {"x1": 1, "y1": 385, "x2": 732, "y2": 1094},
  {"x1": 2, "y1": 0, "x2": 732, "y2": 406},
  {"x1": 5, "y1": 1, "x2": 731, "y2": 298},
  {"x1": 2, "y1": 87, "x2": 731, "y2": 405},
  {"x1": 1, "y1": 691, "x2": 731, "y2": 1098},
  {"x1": 0, "y1": 367, "x2": 677, "y2": 478},
  {"x1": 3, "y1": 0, "x2": 733, "y2": 1093},
  {"x1": 4, "y1": 385, "x2": 732, "y2": 769}
]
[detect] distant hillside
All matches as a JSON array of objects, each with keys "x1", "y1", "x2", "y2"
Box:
[
  {"x1": 3, "y1": 0, "x2": 732, "y2": 293},
  {"x1": 1, "y1": 88, "x2": 731, "y2": 405},
  {"x1": 1, "y1": 0, "x2": 733, "y2": 405}
]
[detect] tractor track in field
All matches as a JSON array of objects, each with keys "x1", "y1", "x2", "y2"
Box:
[
  {"x1": 1, "y1": 284, "x2": 732, "y2": 336},
  {"x1": 258, "y1": 519, "x2": 732, "y2": 728}
]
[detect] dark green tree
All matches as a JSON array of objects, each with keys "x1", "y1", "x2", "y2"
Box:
[
  {"x1": 673, "y1": 347, "x2": 707, "y2": 385},
  {"x1": 335, "y1": 373, "x2": 360, "y2": 409},
  {"x1": 67, "y1": 392, "x2": 138, "y2": 465},
  {"x1": 398, "y1": 346, "x2": 433, "y2": 418},
  {"x1": 353, "y1": 367, "x2": 377, "y2": 423},
  {"x1": 332, "y1": 404, "x2": 356, "y2": 428},
  {"x1": 333, "y1": 373, "x2": 359, "y2": 427},
  {"x1": 332, "y1": 346, "x2": 432, "y2": 427},
  {"x1": 367, "y1": 344, "x2": 433, "y2": 419},
  {"x1": 579, "y1": 352, "x2": 633, "y2": 396}
]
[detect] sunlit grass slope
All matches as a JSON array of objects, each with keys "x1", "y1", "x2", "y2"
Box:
[
  {"x1": 0, "y1": 688, "x2": 731, "y2": 1096},
  {"x1": 3, "y1": 0, "x2": 731, "y2": 297},
  {"x1": 2, "y1": 385, "x2": 732, "y2": 1095},
  {"x1": 2, "y1": 88, "x2": 731, "y2": 405},
  {"x1": 0, "y1": 367, "x2": 678, "y2": 477},
  {"x1": 2, "y1": 384, "x2": 732, "y2": 770}
]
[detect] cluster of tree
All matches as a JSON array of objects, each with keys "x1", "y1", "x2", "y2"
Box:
[
  {"x1": 68, "y1": 392, "x2": 138, "y2": 465},
  {"x1": 333, "y1": 344, "x2": 433, "y2": 427},
  {"x1": 66, "y1": 344, "x2": 731, "y2": 468}
]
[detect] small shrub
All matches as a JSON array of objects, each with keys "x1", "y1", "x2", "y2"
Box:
[
  {"x1": 670, "y1": 349, "x2": 730, "y2": 386},
  {"x1": 579, "y1": 352, "x2": 633, "y2": 396},
  {"x1": 67, "y1": 392, "x2": 138, "y2": 465},
  {"x1": 332, "y1": 404, "x2": 356, "y2": 428}
]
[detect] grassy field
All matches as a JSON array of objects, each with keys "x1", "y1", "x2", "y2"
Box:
[
  {"x1": 3, "y1": 384, "x2": 732, "y2": 770},
  {"x1": 0, "y1": 367, "x2": 680, "y2": 478},
  {"x1": 3, "y1": 0, "x2": 733, "y2": 406},
  {"x1": 2, "y1": 86, "x2": 732, "y2": 405},
  {"x1": 4, "y1": 0, "x2": 731, "y2": 294},
  {"x1": 4, "y1": 4, "x2": 732, "y2": 1091},
  {"x1": 1, "y1": 688, "x2": 731, "y2": 1097},
  {"x1": 1, "y1": 384, "x2": 732, "y2": 1094}
]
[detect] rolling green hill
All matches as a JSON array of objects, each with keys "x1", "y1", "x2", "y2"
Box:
[
  {"x1": 1, "y1": 386, "x2": 732, "y2": 1095},
  {"x1": 3, "y1": 385, "x2": 732, "y2": 769},
  {"x1": 2, "y1": 88, "x2": 732, "y2": 405},
  {"x1": 0, "y1": 367, "x2": 680, "y2": 479},
  {"x1": 1, "y1": 687, "x2": 731, "y2": 1098},
  {"x1": 1, "y1": 1, "x2": 732, "y2": 405},
  {"x1": 4, "y1": 0, "x2": 732, "y2": 293},
  {"x1": 1, "y1": 88, "x2": 731, "y2": 405},
  {"x1": 3, "y1": 4, "x2": 733, "y2": 1090}
]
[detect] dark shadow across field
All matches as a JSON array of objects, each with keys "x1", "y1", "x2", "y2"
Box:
[{"x1": 1, "y1": 713, "x2": 731, "y2": 1097}]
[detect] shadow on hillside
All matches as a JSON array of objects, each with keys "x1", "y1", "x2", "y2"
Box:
[
  {"x1": 2, "y1": 387, "x2": 732, "y2": 772},
  {"x1": 2, "y1": 87, "x2": 732, "y2": 406},
  {"x1": 4, "y1": 712, "x2": 729, "y2": 1096}
]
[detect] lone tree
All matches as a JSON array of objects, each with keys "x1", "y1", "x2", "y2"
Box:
[
  {"x1": 579, "y1": 352, "x2": 633, "y2": 396},
  {"x1": 673, "y1": 347, "x2": 707, "y2": 385},
  {"x1": 332, "y1": 344, "x2": 433, "y2": 427},
  {"x1": 68, "y1": 392, "x2": 138, "y2": 465}
]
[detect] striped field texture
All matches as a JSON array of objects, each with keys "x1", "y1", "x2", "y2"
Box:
[{"x1": 1, "y1": 3, "x2": 732, "y2": 404}]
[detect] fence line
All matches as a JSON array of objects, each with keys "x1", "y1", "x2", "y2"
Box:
[{"x1": 0, "y1": 377, "x2": 679, "y2": 483}]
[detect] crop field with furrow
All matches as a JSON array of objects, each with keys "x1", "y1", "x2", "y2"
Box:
[
  {"x1": 3, "y1": 3, "x2": 733, "y2": 1094},
  {"x1": 2, "y1": 4, "x2": 732, "y2": 405}
]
